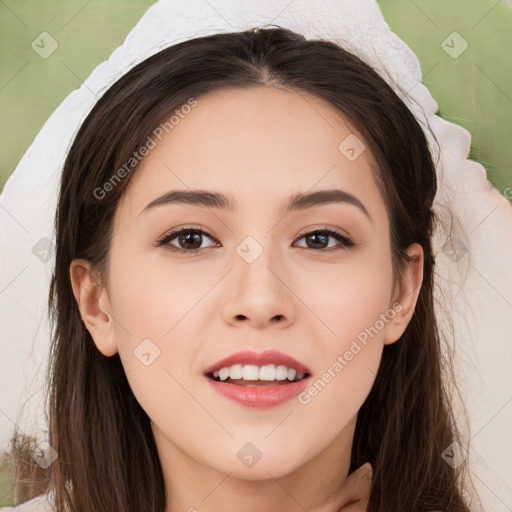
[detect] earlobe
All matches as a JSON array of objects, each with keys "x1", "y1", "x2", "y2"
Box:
[
  {"x1": 383, "y1": 243, "x2": 424, "y2": 345},
  {"x1": 69, "y1": 259, "x2": 118, "y2": 357}
]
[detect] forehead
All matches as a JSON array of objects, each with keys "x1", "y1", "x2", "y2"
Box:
[{"x1": 118, "y1": 86, "x2": 388, "y2": 226}]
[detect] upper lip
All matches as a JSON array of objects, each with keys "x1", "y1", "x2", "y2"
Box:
[{"x1": 204, "y1": 349, "x2": 312, "y2": 375}]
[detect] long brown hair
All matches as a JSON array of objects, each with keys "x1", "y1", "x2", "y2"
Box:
[{"x1": 7, "y1": 26, "x2": 479, "y2": 511}]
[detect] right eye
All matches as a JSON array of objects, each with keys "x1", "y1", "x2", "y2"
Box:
[{"x1": 156, "y1": 227, "x2": 220, "y2": 253}]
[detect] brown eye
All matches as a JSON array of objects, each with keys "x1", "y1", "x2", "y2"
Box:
[
  {"x1": 294, "y1": 228, "x2": 355, "y2": 251},
  {"x1": 157, "y1": 228, "x2": 218, "y2": 252}
]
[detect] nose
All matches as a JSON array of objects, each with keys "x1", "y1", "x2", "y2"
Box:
[{"x1": 220, "y1": 241, "x2": 297, "y2": 329}]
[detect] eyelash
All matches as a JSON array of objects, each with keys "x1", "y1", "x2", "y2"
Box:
[{"x1": 156, "y1": 226, "x2": 356, "y2": 254}]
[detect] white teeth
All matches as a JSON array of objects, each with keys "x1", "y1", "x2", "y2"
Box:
[
  {"x1": 259, "y1": 364, "x2": 276, "y2": 381},
  {"x1": 218, "y1": 367, "x2": 230, "y2": 381},
  {"x1": 242, "y1": 365, "x2": 259, "y2": 380},
  {"x1": 230, "y1": 364, "x2": 243, "y2": 379},
  {"x1": 212, "y1": 364, "x2": 306, "y2": 382},
  {"x1": 275, "y1": 365, "x2": 288, "y2": 380}
]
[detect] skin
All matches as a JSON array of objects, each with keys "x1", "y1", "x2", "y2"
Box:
[{"x1": 70, "y1": 86, "x2": 423, "y2": 512}]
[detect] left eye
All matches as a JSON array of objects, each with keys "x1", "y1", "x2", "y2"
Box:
[{"x1": 294, "y1": 228, "x2": 355, "y2": 251}]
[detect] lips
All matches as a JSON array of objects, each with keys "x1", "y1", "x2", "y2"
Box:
[
  {"x1": 203, "y1": 349, "x2": 312, "y2": 408},
  {"x1": 204, "y1": 374, "x2": 312, "y2": 409}
]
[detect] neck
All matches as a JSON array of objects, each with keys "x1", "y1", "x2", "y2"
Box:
[{"x1": 155, "y1": 417, "x2": 358, "y2": 512}]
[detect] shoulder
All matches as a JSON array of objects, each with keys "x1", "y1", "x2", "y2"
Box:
[{"x1": 0, "y1": 494, "x2": 54, "y2": 512}]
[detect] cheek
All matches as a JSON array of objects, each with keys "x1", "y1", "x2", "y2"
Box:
[
  {"x1": 290, "y1": 250, "x2": 393, "y2": 432},
  {"x1": 108, "y1": 247, "x2": 213, "y2": 350},
  {"x1": 106, "y1": 256, "x2": 211, "y2": 456},
  {"x1": 298, "y1": 247, "x2": 394, "y2": 348},
  {"x1": 106, "y1": 249, "x2": 211, "y2": 411}
]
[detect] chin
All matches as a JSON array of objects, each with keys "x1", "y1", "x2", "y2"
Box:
[
  {"x1": 221, "y1": 456, "x2": 305, "y2": 482},
  {"x1": 205, "y1": 435, "x2": 314, "y2": 481}
]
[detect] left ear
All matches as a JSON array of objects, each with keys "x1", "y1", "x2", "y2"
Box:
[{"x1": 383, "y1": 243, "x2": 424, "y2": 346}]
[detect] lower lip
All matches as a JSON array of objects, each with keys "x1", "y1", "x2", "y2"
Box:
[{"x1": 204, "y1": 376, "x2": 311, "y2": 409}]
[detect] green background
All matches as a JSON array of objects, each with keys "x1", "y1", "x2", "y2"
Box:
[{"x1": 0, "y1": 0, "x2": 511, "y2": 506}]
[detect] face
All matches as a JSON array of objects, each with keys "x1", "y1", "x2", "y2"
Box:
[{"x1": 72, "y1": 86, "x2": 423, "y2": 482}]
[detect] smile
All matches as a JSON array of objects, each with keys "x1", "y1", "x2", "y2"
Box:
[
  {"x1": 203, "y1": 349, "x2": 312, "y2": 408},
  {"x1": 206, "y1": 363, "x2": 308, "y2": 384}
]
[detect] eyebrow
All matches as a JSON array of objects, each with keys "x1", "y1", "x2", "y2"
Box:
[{"x1": 139, "y1": 188, "x2": 371, "y2": 222}]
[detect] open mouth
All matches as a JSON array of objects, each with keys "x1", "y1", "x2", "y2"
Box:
[
  {"x1": 205, "y1": 369, "x2": 310, "y2": 386},
  {"x1": 203, "y1": 361, "x2": 312, "y2": 408}
]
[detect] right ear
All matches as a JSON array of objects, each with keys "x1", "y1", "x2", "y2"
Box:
[{"x1": 69, "y1": 259, "x2": 118, "y2": 356}]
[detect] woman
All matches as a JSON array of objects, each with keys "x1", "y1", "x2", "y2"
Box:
[{"x1": 4, "y1": 26, "x2": 478, "y2": 511}]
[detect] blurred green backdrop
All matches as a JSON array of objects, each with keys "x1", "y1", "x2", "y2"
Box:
[
  {"x1": 0, "y1": 0, "x2": 511, "y2": 507},
  {"x1": 0, "y1": 1, "x2": 511, "y2": 198}
]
